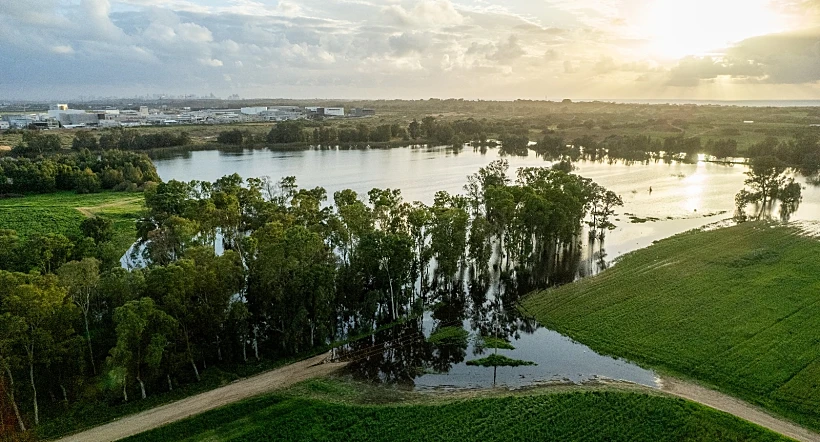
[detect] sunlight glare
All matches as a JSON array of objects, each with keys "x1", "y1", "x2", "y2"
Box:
[{"x1": 641, "y1": 0, "x2": 784, "y2": 58}]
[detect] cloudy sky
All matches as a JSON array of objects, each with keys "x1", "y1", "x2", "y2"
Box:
[{"x1": 1, "y1": 0, "x2": 820, "y2": 100}]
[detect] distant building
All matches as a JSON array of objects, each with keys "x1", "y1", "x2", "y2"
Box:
[
  {"x1": 0, "y1": 121, "x2": 9, "y2": 130},
  {"x1": 241, "y1": 106, "x2": 268, "y2": 115},
  {"x1": 743, "y1": 121, "x2": 754, "y2": 124},
  {"x1": 139, "y1": 106, "x2": 149, "y2": 117},
  {"x1": 305, "y1": 107, "x2": 344, "y2": 118},
  {"x1": 351, "y1": 108, "x2": 376, "y2": 117},
  {"x1": 4, "y1": 115, "x2": 35, "y2": 129}
]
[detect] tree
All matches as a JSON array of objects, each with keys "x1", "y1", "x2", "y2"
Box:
[
  {"x1": 58, "y1": 258, "x2": 101, "y2": 374},
  {"x1": 72, "y1": 131, "x2": 98, "y2": 151},
  {"x1": 80, "y1": 216, "x2": 114, "y2": 244},
  {"x1": 421, "y1": 116, "x2": 436, "y2": 139},
  {"x1": 75, "y1": 168, "x2": 101, "y2": 194},
  {"x1": 3, "y1": 274, "x2": 75, "y2": 425},
  {"x1": 217, "y1": 129, "x2": 244, "y2": 145},
  {"x1": 408, "y1": 119, "x2": 421, "y2": 140},
  {"x1": 109, "y1": 298, "x2": 177, "y2": 400},
  {"x1": 0, "y1": 283, "x2": 26, "y2": 432},
  {"x1": 735, "y1": 156, "x2": 797, "y2": 220}
]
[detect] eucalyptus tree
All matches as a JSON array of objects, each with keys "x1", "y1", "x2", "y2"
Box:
[
  {"x1": 0, "y1": 285, "x2": 26, "y2": 432},
  {"x1": 407, "y1": 202, "x2": 433, "y2": 298},
  {"x1": 109, "y1": 298, "x2": 177, "y2": 400},
  {"x1": 3, "y1": 273, "x2": 76, "y2": 426},
  {"x1": 429, "y1": 191, "x2": 470, "y2": 286},
  {"x1": 330, "y1": 189, "x2": 373, "y2": 265},
  {"x1": 58, "y1": 258, "x2": 101, "y2": 374},
  {"x1": 246, "y1": 222, "x2": 336, "y2": 354},
  {"x1": 186, "y1": 247, "x2": 244, "y2": 362}
]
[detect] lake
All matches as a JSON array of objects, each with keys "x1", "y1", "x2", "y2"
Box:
[{"x1": 148, "y1": 145, "x2": 820, "y2": 389}]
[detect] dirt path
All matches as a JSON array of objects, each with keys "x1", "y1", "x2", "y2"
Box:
[
  {"x1": 660, "y1": 377, "x2": 820, "y2": 442},
  {"x1": 75, "y1": 198, "x2": 143, "y2": 218},
  {"x1": 55, "y1": 353, "x2": 348, "y2": 442}
]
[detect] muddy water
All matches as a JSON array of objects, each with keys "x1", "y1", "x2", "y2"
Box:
[{"x1": 149, "y1": 146, "x2": 820, "y2": 389}]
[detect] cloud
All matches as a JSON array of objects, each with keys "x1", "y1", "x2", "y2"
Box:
[
  {"x1": 1, "y1": 0, "x2": 819, "y2": 99},
  {"x1": 200, "y1": 58, "x2": 223, "y2": 67},
  {"x1": 388, "y1": 31, "x2": 433, "y2": 56},
  {"x1": 665, "y1": 29, "x2": 820, "y2": 86}
]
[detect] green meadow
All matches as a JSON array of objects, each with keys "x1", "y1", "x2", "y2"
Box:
[
  {"x1": 523, "y1": 222, "x2": 820, "y2": 430},
  {"x1": 123, "y1": 379, "x2": 789, "y2": 442}
]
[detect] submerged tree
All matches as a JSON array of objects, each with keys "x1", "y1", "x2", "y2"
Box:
[{"x1": 735, "y1": 156, "x2": 802, "y2": 221}]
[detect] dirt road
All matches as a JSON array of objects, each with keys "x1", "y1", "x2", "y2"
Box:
[
  {"x1": 661, "y1": 377, "x2": 820, "y2": 442},
  {"x1": 56, "y1": 353, "x2": 347, "y2": 442},
  {"x1": 54, "y1": 354, "x2": 819, "y2": 442}
]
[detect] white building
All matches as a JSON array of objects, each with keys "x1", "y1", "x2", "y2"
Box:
[
  {"x1": 324, "y1": 107, "x2": 345, "y2": 117},
  {"x1": 0, "y1": 121, "x2": 10, "y2": 130},
  {"x1": 241, "y1": 106, "x2": 268, "y2": 115}
]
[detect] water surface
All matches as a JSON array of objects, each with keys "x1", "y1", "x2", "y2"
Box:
[{"x1": 150, "y1": 146, "x2": 820, "y2": 390}]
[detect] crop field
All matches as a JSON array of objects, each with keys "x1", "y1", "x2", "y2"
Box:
[
  {"x1": 0, "y1": 191, "x2": 144, "y2": 255},
  {"x1": 123, "y1": 379, "x2": 788, "y2": 442},
  {"x1": 523, "y1": 222, "x2": 820, "y2": 430}
]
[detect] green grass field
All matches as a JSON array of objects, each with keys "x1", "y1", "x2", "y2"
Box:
[
  {"x1": 522, "y1": 222, "x2": 820, "y2": 431},
  {"x1": 122, "y1": 379, "x2": 790, "y2": 442},
  {"x1": 0, "y1": 191, "x2": 144, "y2": 255}
]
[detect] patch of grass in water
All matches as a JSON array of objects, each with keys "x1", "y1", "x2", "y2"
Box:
[
  {"x1": 475, "y1": 336, "x2": 515, "y2": 350},
  {"x1": 466, "y1": 354, "x2": 536, "y2": 367},
  {"x1": 428, "y1": 326, "x2": 469, "y2": 346}
]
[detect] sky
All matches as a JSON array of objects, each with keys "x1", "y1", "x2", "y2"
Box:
[{"x1": 1, "y1": 0, "x2": 820, "y2": 100}]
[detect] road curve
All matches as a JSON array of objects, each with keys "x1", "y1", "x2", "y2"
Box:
[
  {"x1": 660, "y1": 377, "x2": 820, "y2": 442},
  {"x1": 55, "y1": 353, "x2": 348, "y2": 442}
]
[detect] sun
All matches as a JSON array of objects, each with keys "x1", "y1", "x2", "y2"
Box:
[{"x1": 639, "y1": 0, "x2": 785, "y2": 59}]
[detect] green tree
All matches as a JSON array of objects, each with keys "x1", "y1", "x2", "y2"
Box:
[
  {"x1": 408, "y1": 119, "x2": 420, "y2": 140},
  {"x1": 80, "y1": 216, "x2": 114, "y2": 244},
  {"x1": 3, "y1": 274, "x2": 75, "y2": 425},
  {"x1": 109, "y1": 298, "x2": 177, "y2": 400},
  {"x1": 58, "y1": 258, "x2": 101, "y2": 375},
  {"x1": 75, "y1": 168, "x2": 101, "y2": 194},
  {"x1": 72, "y1": 131, "x2": 98, "y2": 151}
]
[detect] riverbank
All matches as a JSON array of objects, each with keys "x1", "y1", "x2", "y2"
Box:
[{"x1": 522, "y1": 221, "x2": 820, "y2": 432}]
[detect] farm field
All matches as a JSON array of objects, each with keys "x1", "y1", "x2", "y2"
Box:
[
  {"x1": 122, "y1": 379, "x2": 790, "y2": 442},
  {"x1": 0, "y1": 191, "x2": 144, "y2": 256},
  {"x1": 523, "y1": 222, "x2": 820, "y2": 431}
]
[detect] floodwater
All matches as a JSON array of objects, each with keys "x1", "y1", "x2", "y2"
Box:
[{"x1": 149, "y1": 145, "x2": 820, "y2": 390}]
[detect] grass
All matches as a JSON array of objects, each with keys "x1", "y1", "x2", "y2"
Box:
[
  {"x1": 466, "y1": 354, "x2": 536, "y2": 367},
  {"x1": 522, "y1": 222, "x2": 820, "y2": 431},
  {"x1": 122, "y1": 378, "x2": 791, "y2": 442},
  {"x1": 0, "y1": 191, "x2": 144, "y2": 256},
  {"x1": 40, "y1": 316, "x2": 428, "y2": 440},
  {"x1": 427, "y1": 326, "x2": 469, "y2": 345}
]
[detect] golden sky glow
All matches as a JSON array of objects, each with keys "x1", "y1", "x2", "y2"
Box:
[
  {"x1": 1, "y1": 0, "x2": 819, "y2": 99},
  {"x1": 639, "y1": 0, "x2": 789, "y2": 58}
]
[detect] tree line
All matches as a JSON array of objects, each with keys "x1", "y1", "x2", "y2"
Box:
[
  {"x1": 0, "y1": 150, "x2": 159, "y2": 195},
  {"x1": 8, "y1": 129, "x2": 192, "y2": 157},
  {"x1": 0, "y1": 161, "x2": 621, "y2": 435}
]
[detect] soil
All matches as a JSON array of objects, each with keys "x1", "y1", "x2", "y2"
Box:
[
  {"x1": 55, "y1": 353, "x2": 348, "y2": 442},
  {"x1": 660, "y1": 377, "x2": 820, "y2": 442}
]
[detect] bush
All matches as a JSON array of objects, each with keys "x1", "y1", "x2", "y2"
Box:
[{"x1": 75, "y1": 168, "x2": 102, "y2": 194}]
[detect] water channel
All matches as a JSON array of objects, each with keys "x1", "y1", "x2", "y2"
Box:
[{"x1": 147, "y1": 145, "x2": 820, "y2": 390}]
